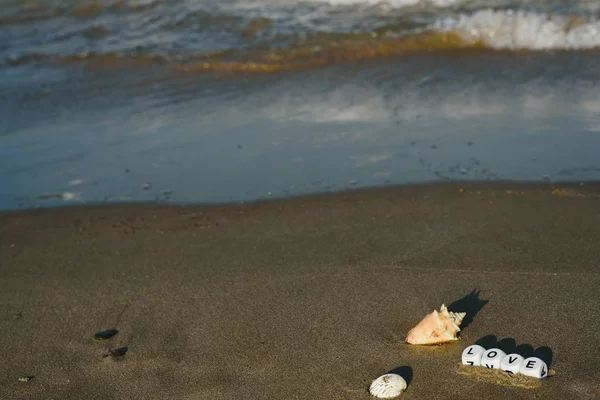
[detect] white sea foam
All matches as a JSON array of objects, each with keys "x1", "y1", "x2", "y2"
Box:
[
  {"x1": 223, "y1": 0, "x2": 468, "y2": 10},
  {"x1": 61, "y1": 192, "x2": 81, "y2": 201},
  {"x1": 313, "y1": 0, "x2": 464, "y2": 7},
  {"x1": 68, "y1": 179, "x2": 85, "y2": 186},
  {"x1": 352, "y1": 154, "x2": 393, "y2": 167},
  {"x1": 263, "y1": 86, "x2": 390, "y2": 123},
  {"x1": 432, "y1": 9, "x2": 600, "y2": 50}
]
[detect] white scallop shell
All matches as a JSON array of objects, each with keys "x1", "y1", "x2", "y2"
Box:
[{"x1": 369, "y1": 373, "x2": 407, "y2": 399}]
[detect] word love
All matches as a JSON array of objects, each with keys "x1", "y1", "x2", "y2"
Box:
[{"x1": 461, "y1": 344, "x2": 548, "y2": 379}]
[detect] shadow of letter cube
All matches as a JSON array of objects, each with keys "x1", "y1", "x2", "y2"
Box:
[
  {"x1": 461, "y1": 344, "x2": 486, "y2": 366},
  {"x1": 500, "y1": 353, "x2": 524, "y2": 374},
  {"x1": 519, "y1": 357, "x2": 549, "y2": 379},
  {"x1": 481, "y1": 348, "x2": 506, "y2": 369}
]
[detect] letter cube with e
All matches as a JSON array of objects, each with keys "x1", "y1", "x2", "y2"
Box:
[
  {"x1": 461, "y1": 345, "x2": 486, "y2": 366},
  {"x1": 500, "y1": 353, "x2": 525, "y2": 374},
  {"x1": 480, "y1": 348, "x2": 506, "y2": 369},
  {"x1": 519, "y1": 357, "x2": 548, "y2": 379}
]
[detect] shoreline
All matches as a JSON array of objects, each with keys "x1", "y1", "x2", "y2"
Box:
[
  {"x1": 3, "y1": 179, "x2": 600, "y2": 215},
  {"x1": 1, "y1": 182, "x2": 599, "y2": 399}
]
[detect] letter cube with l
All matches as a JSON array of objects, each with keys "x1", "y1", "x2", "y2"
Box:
[
  {"x1": 480, "y1": 348, "x2": 506, "y2": 369},
  {"x1": 461, "y1": 345, "x2": 486, "y2": 366},
  {"x1": 500, "y1": 353, "x2": 524, "y2": 374},
  {"x1": 519, "y1": 357, "x2": 548, "y2": 379}
]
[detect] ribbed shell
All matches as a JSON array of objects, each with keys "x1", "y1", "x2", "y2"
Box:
[
  {"x1": 442, "y1": 304, "x2": 466, "y2": 326},
  {"x1": 369, "y1": 373, "x2": 407, "y2": 398}
]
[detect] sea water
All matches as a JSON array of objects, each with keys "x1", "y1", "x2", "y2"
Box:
[{"x1": 1, "y1": 0, "x2": 599, "y2": 209}]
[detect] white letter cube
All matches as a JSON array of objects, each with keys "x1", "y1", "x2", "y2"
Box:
[
  {"x1": 480, "y1": 348, "x2": 506, "y2": 369},
  {"x1": 519, "y1": 357, "x2": 549, "y2": 379},
  {"x1": 500, "y1": 353, "x2": 525, "y2": 374},
  {"x1": 462, "y1": 344, "x2": 486, "y2": 366}
]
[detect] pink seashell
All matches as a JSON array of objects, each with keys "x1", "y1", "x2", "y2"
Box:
[{"x1": 405, "y1": 304, "x2": 466, "y2": 345}]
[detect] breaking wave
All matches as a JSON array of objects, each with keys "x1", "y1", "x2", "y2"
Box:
[
  {"x1": 1, "y1": 32, "x2": 483, "y2": 72},
  {"x1": 433, "y1": 9, "x2": 600, "y2": 50},
  {"x1": 312, "y1": 0, "x2": 465, "y2": 7},
  {"x1": 2, "y1": 1, "x2": 600, "y2": 74}
]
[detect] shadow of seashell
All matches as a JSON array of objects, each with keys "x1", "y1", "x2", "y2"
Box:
[{"x1": 447, "y1": 289, "x2": 489, "y2": 331}]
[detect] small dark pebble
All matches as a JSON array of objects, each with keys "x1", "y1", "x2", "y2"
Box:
[
  {"x1": 94, "y1": 329, "x2": 119, "y2": 341},
  {"x1": 103, "y1": 347, "x2": 128, "y2": 361}
]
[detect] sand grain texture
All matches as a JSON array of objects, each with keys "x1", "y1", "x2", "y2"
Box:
[{"x1": 1, "y1": 183, "x2": 599, "y2": 399}]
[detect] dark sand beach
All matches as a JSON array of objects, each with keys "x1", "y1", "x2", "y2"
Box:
[{"x1": 1, "y1": 182, "x2": 599, "y2": 399}]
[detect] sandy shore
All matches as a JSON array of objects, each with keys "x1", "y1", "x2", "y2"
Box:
[{"x1": 1, "y1": 182, "x2": 599, "y2": 399}]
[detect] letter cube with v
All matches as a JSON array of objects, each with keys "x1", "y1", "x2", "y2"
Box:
[
  {"x1": 480, "y1": 348, "x2": 506, "y2": 369},
  {"x1": 461, "y1": 345, "x2": 486, "y2": 366},
  {"x1": 520, "y1": 357, "x2": 548, "y2": 379},
  {"x1": 500, "y1": 354, "x2": 525, "y2": 374}
]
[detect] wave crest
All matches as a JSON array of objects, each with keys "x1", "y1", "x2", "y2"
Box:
[
  {"x1": 433, "y1": 10, "x2": 600, "y2": 50},
  {"x1": 314, "y1": 0, "x2": 465, "y2": 7}
]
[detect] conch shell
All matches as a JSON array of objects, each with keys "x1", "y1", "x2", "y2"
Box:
[{"x1": 405, "y1": 304, "x2": 466, "y2": 345}]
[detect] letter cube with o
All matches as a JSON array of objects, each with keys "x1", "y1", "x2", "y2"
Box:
[
  {"x1": 461, "y1": 345, "x2": 486, "y2": 366},
  {"x1": 519, "y1": 357, "x2": 548, "y2": 379},
  {"x1": 480, "y1": 348, "x2": 506, "y2": 369}
]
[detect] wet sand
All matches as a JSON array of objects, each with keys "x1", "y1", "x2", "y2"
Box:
[{"x1": 1, "y1": 182, "x2": 599, "y2": 399}]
